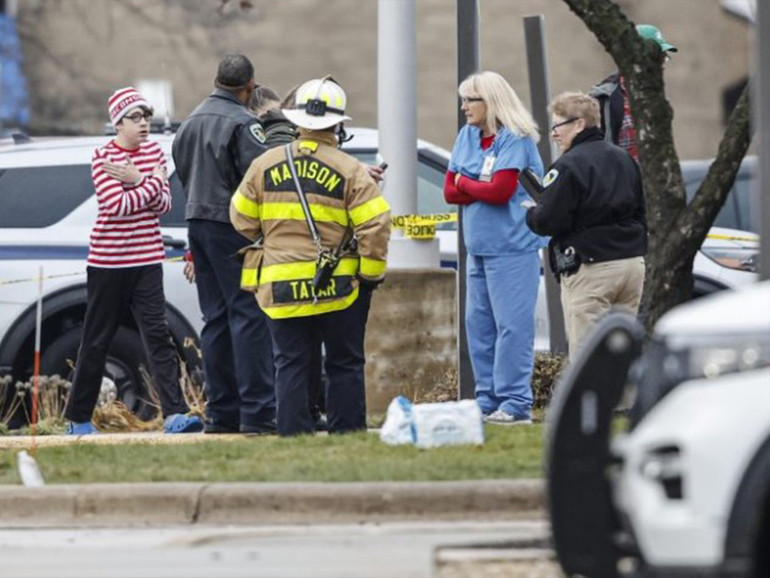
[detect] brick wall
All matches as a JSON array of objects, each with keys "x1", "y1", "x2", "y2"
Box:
[{"x1": 16, "y1": 0, "x2": 749, "y2": 159}]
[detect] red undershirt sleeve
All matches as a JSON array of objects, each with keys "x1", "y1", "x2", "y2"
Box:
[
  {"x1": 457, "y1": 169, "x2": 520, "y2": 205},
  {"x1": 443, "y1": 170, "x2": 476, "y2": 205}
]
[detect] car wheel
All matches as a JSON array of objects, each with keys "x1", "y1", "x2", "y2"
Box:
[{"x1": 40, "y1": 326, "x2": 158, "y2": 421}]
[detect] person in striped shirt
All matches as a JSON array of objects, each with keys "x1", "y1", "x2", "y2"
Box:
[{"x1": 62, "y1": 87, "x2": 203, "y2": 435}]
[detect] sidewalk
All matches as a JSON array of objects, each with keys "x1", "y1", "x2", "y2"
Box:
[{"x1": 0, "y1": 431, "x2": 545, "y2": 528}]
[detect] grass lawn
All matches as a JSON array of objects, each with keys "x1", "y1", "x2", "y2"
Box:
[{"x1": 0, "y1": 425, "x2": 544, "y2": 485}]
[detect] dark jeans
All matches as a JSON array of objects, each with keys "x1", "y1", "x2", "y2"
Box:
[
  {"x1": 268, "y1": 286, "x2": 373, "y2": 436},
  {"x1": 188, "y1": 219, "x2": 276, "y2": 428},
  {"x1": 309, "y1": 330, "x2": 326, "y2": 420},
  {"x1": 64, "y1": 265, "x2": 188, "y2": 423}
]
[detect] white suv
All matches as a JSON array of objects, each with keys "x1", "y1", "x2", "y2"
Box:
[
  {"x1": 548, "y1": 280, "x2": 770, "y2": 576},
  {"x1": 0, "y1": 133, "x2": 201, "y2": 422}
]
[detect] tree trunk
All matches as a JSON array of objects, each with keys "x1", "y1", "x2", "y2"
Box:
[{"x1": 561, "y1": 0, "x2": 752, "y2": 332}]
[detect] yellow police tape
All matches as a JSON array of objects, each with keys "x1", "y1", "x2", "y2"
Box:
[
  {"x1": 390, "y1": 213, "x2": 458, "y2": 240},
  {"x1": 705, "y1": 232, "x2": 759, "y2": 242},
  {"x1": 0, "y1": 256, "x2": 187, "y2": 287}
]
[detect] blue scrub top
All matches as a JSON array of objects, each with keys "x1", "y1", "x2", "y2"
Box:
[{"x1": 449, "y1": 125, "x2": 548, "y2": 255}]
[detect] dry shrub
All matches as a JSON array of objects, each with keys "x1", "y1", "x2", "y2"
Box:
[
  {"x1": 5, "y1": 375, "x2": 70, "y2": 434},
  {"x1": 531, "y1": 352, "x2": 567, "y2": 409},
  {"x1": 416, "y1": 367, "x2": 459, "y2": 404},
  {"x1": 0, "y1": 343, "x2": 206, "y2": 434},
  {"x1": 93, "y1": 401, "x2": 161, "y2": 432},
  {"x1": 406, "y1": 353, "x2": 567, "y2": 410}
]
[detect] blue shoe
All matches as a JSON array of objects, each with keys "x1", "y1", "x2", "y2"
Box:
[
  {"x1": 65, "y1": 421, "x2": 99, "y2": 435},
  {"x1": 164, "y1": 413, "x2": 204, "y2": 434}
]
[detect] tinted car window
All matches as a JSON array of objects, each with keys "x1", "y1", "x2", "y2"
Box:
[
  {"x1": 0, "y1": 165, "x2": 93, "y2": 227},
  {"x1": 683, "y1": 178, "x2": 740, "y2": 232},
  {"x1": 682, "y1": 160, "x2": 756, "y2": 233},
  {"x1": 732, "y1": 176, "x2": 757, "y2": 233}
]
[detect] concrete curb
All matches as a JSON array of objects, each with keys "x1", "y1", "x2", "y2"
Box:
[{"x1": 0, "y1": 479, "x2": 545, "y2": 527}]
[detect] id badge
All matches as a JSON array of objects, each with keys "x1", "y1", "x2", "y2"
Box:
[{"x1": 479, "y1": 154, "x2": 496, "y2": 182}]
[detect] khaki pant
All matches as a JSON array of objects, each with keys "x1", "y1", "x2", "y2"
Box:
[{"x1": 560, "y1": 256, "x2": 645, "y2": 355}]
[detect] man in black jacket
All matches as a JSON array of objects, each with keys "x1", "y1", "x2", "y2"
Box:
[
  {"x1": 526, "y1": 92, "x2": 647, "y2": 354},
  {"x1": 172, "y1": 54, "x2": 276, "y2": 434},
  {"x1": 589, "y1": 24, "x2": 677, "y2": 162}
]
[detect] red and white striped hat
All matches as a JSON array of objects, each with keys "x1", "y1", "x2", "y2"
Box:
[{"x1": 108, "y1": 87, "x2": 152, "y2": 126}]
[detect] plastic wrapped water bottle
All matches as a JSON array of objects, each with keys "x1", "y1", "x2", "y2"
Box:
[
  {"x1": 17, "y1": 450, "x2": 45, "y2": 487},
  {"x1": 380, "y1": 396, "x2": 484, "y2": 448}
]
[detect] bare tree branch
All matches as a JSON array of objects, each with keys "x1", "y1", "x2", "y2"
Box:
[
  {"x1": 560, "y1": 0, "x2": 752, "y2": 330},
  {"x1": 679, "y1": 85, "x2": 752, "y2": 246}
]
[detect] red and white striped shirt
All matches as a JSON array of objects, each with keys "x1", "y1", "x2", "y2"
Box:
[{"x1": 88, "y1": 140, "x2": 171, "y2": 268}]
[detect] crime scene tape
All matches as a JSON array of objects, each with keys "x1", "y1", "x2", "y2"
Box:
[
  {"x1": 705, "y1": 232, "x2": 759, "y2": 242},
  {"x1": 0, "y1": 255, "x2": 187, "y2": 287},
  {"x1": 391, "y1": 213, "x2": 458, "y2": 240}
]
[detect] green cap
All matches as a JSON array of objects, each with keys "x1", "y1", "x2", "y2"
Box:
[{"x1": 636, "y1": 24, "x2": 678, "y2": 53}]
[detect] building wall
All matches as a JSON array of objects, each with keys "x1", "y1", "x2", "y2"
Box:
[{"x1": 15, "y1": 0, "x2": 750, "y2": 159}]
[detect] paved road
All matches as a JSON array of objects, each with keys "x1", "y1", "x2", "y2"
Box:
[{"x1": 0, "y1": 520, "x2": 550, "y2": 578}]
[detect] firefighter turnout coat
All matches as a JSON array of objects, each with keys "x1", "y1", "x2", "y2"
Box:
[{"x1": 230, "y1": 129, "x2": 391, "y2": 319}]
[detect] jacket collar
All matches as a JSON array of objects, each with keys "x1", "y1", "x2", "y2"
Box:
[
  {"x1": 210, "y1": 88, "x2": 246, "y2": 106},
  {"x1": 570, "y1": 126, "x2": 604, "y2": 148},
  {"x1": 296, "y1": 127, "x2": 338, "y2": 147}
]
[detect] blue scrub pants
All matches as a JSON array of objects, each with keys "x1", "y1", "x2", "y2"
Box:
[{"x1": 466, "y1": 251, "x2": 540, "y2": 419}]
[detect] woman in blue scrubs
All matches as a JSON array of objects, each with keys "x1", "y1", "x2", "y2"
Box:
[{"x1": 444, "y1": 71, "x2": 546, "y2": 425}]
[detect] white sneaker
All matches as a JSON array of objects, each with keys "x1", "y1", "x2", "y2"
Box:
[{"x1": 483, "y1": 409, "x2": 532, "y2": 426}]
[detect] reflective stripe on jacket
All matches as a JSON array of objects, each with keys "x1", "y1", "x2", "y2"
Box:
[{"x1": 230, "y1": 129, "x2": 391, "y2": 319}]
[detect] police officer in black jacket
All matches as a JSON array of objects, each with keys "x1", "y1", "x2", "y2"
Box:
[
  {"x1": 525, "y1": 91, "x2": 647, "y2": 354},
  {"x1": 172, "y1": 54, "x2": 276, "y2": 434}
]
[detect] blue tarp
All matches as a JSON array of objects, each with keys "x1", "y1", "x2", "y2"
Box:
[{"x1": 0, "y1": 13, "x2": 30, "y2": 130}]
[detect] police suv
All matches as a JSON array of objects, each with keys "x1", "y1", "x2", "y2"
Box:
[{"x1": 548, "y1": 280, "x2": 770, "y2": 577}]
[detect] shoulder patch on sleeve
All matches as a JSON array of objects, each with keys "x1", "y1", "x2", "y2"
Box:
[
  {"x1": 543, "y1": 168, "x2": 559, "y2": 188},
  {"x1": 248, "y1": 122, "x2": 267, "y2": 144}
]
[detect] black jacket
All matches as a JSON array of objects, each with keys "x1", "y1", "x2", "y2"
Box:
[
  {"x1": 259, "y1": 108, "x2": 296, "y2": 147},
  {"x1": 172, "y1": 89, "x2": 268, "y2": 223},
  {"x1": 590, "y1": 72, "x2": 625, "y2": 146},
  {"x1": 525, "y1": 127, "x2": 647, "y2": 265}
]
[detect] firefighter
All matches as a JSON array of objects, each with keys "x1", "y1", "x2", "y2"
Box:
[{"x1": 230, "y1": 76, "x2": 391, "y2": 436}]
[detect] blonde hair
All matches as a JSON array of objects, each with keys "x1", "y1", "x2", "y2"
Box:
[
  {"x1": 458, "y1": 71, "x2": 540, "y2": 143},
  {"x1": 549, "y1": 91, "x2": 601, "y2": 128}
]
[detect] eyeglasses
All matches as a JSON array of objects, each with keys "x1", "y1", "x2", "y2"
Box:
[
  {"x1": 460, "y1": 96, "x2": 484, "y2": 104},
  {"x1": 551, "y1": 117, "x2": 580, "y2": 132},
  {"x1": 124, "y1": 111, "x2": 153, "y2": 123}
]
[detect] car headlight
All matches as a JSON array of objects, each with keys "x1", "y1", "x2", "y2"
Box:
[
  {"x1": 701, "y1": 246, "x2": 758, "y2": 272},
  {"x1": 676, "y1": 333, "x2": 770, "y2": 380}
]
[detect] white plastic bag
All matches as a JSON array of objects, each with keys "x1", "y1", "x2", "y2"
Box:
[
  {"x1": 412, "y1": 399, "x2": 484, "y2": 448},
  {"x1": 379, "y1": 396, "x2": 484, "y2": 448},
  {"x1": 379, "y1": 396, "x2": 415, "y2": 445}
]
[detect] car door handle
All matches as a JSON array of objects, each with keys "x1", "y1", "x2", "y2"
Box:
[{"x1": 162, "y1": 235, "x2": 187, "y2": 250}]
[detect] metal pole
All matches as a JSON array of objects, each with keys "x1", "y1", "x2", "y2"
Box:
[
  {"x1": 378, "y1": 0, "x2": 439, "y2": 268},
  {"x1": 456, "y1": 0, "x2": 479, "y2": 399},
  {"x1": 757, "y1": 1, "x2": 770, "y2": 281},
  {"x1": 524, "y1": 15, "x2": 569, "y2": 355},
  {"x1": 378, "y1": 0, "x2": 418, "y2": 220}
]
